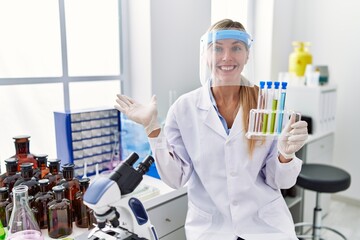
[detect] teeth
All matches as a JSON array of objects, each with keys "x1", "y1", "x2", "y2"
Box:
[{"x1": 220, "y1": 66, "x2": 235, "y2": 71}]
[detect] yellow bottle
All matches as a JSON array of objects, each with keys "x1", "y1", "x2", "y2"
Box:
[{"x1": 289, "y1": 41, "x2": 312, "y2": 77}]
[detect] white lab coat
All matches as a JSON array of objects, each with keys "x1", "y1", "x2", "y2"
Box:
[{"x1": 148, "y1": 85, "x2": 302, "y2": 240}]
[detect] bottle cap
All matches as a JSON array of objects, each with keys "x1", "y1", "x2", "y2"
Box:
[
  {"x1": 52, "y1": 185, "x2": 65, "y2": 193},
  {"x1": 20, "y1": 163, "x2": 34, "y2": 170},
  {"x1": 5, "y1": 158, "x2": 17, "y2": 164},
  {"x1": 13, "y1": 135, "x2": 31, "y2": 140},
  {"x1": 38, "y1": 179, "x2": 50, "y2": 185},
  {"x1": 62, "y1": 163, "x2": 75, "y2": 170}
]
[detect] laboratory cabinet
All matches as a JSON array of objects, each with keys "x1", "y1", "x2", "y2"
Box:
[
  {"x1": 147, "y1": 194, "x2": 188, "y2": 240},
  {"x1": 54, "y1": 108, "x2": 120, "y2": 177}
]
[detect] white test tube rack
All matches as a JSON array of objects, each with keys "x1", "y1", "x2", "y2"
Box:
[{"x1": 246, "y1": 109, "x2": 301, "y2": 139}]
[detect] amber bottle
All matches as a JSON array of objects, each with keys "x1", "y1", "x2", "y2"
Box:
[
  {"x1": 14, "y1": 163, "x2": 40, "y2": 196},
  {"x1": 47, "y1": 185, "x2": 72, "y2": 238},
  {"x1": 59, "y1": 164, "x2": 80, "y2": 222},
  {"x1": 12, "y1": 135, "x2": 38, "y2": 171},
  {"x1": 74, "y1": 178, "x2": 92, "y2": 228},
  {"x1": 34, "y1": 154, "x2": 50, "y2": 179},
  {"x1": 34, "y1": 179, "x2": 54, "y2": 229},
  {"x1": 0, "y1": 187, "x2": 10, "y2": 227},
  {"x1": 2, "y1": 158, "x2": 21, "y2": 193},
  {"x1": 45, "y1": 159, "x2": 63, "y2": 189}
]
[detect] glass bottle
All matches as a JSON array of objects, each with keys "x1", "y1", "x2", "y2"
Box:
[
  {"x1": 59, "y1": 164, "x2": 80, "y2": 222},
  {"x1": 33, "y1": 154, "x2": 50, "y2": 179},
  {"x1": 5, "y1": 192, "x2": 13, "y2": 226},
  {"x1": 45, "y1": 159, "x2": 63, "y2": 189},
  {"x1": 34, "y1": 179, "x2": 53, "y2": 229},
  {"x1": 7, "y1": 185, "x2": 44, "y2": 240},
  {"x1": 47, "y1": 185, "x2": 72, "y2": 238},
  {"x1": 14, "y1": 163, "x2": 40, "y2": 197},
  {"x1": 28, "y1": 196, "x2": 39, "y2": 227},
  {"x1": 2, "y1": 158, "x2": 21, "y2": 193},
  {"x1": 0, "y1": 187, "x2": 10, "y2": 227},
  {"x1": 12, "y1": 135, "x2": 38, "y2": 172},
  {"x1": 74, "y1": 178, "x2": 91, "y2": 228}
]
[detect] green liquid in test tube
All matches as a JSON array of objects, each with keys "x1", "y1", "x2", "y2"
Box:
[{"x1": 270, "y1": 81, "x2": 280, "y2": 133}]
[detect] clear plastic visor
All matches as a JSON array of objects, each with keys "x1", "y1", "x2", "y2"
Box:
[{"x1": 200, "y1": 29, "x2": 253, "y2": 87}]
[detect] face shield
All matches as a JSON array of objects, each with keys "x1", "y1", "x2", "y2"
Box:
[{"x1": 200, "y1": 29, "x2": 254, "y2": 87}]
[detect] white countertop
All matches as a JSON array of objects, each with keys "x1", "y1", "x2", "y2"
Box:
[{"x1": 42, "y1": 175, "x2": 186, "y2": 240}]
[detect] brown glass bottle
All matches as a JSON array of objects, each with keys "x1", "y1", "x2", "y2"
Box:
[
  {"x1": 12, "y1": 135, "x2": 38, "y2": 172},
  {"x1": 45, "y1": 159, "x2": 63, "y2": 189},
  {"x1": 14, "y1": 163, "x2": 40, "y2": 196},
  {"x1": 2, "y1": 158, "x2": 21, "y2": 193},
  {"x1": 34, "y1": 154, "x2": 50, "y2": 179},
  {"x1": 74, "y1": 178, "x2": 91, "y2": 228},
  {"x1": 47, "y1": 185, "x2": 72, "y2": 238},
  {"x1": 0, "y1": 187, "x2": 10, "y2": 227},
  {"x1": 59, "y1": 164, "x2": 80, "y2": 222},
  {"x1": 34, "y1": 179, "x2": 54, "y2": 229}
]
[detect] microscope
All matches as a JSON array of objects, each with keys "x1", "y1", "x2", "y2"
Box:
[{"x1": 83, "y1": 152, "x2": 159, "y2": 240}]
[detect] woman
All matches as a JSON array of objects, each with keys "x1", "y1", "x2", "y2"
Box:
[{"x1": 115, "y1": 19, "x2": 308, "y2": 240}]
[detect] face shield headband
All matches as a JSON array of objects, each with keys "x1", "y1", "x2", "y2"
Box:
[
  {"x1": 199, "y1": 29, "x2": 254, "y2": 87},
  {"x1": 204, "y1": 29, "x2": 253, "y2": 49}
]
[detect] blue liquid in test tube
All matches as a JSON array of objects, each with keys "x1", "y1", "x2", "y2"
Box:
[{"x1": 277, "y1": 82, "x2": 288, "y2": 133}]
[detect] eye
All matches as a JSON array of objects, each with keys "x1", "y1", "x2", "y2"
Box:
[
  {"x1": 214, "y1": 46, "x2": 223, "y2": 53},
  {"x1": 232, "y1": 46, "x2": 243, "y2": 52}
]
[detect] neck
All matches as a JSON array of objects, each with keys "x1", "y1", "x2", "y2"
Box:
[{"x1": 211, "y1": 85, "x2": 241, "y2": 105}]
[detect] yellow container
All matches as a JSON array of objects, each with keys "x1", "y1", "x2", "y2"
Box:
[{"x1": 289, "y1": 41, "x2": 312, "y2": 77}]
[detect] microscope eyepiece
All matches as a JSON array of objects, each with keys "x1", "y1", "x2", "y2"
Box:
[
  {"x1": 124, "y1": 152, "x2": 139, "y2": 166},
  {"x1": 136, "y1": 155, "x2": 154, "y2": 175}
]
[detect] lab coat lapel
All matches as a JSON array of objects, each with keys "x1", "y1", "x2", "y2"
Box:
[
  {"x1": 197, "y1": 86, "x2": 227, "y2": 139},
  {"x1": 228, "y1": 107, "x2": 245, "y2": 141}
]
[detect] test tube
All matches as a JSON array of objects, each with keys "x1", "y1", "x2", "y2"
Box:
[
  {"x1": 255, "y1": 81, "x2": 266, "y2": 132},
  {"x1": 262, "y1": 81, "x2": 273, "y2": 134},
  {"x1": 270, "y1": 81, "x2": 280, "y2": 133},
  {"x1": 277, "y1": 82, "x2": 288, "y2": 133}
]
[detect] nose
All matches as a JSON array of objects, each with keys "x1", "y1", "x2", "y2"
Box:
[{"x1": 221, "y1": 48, "x2": 233, "y2": 61}]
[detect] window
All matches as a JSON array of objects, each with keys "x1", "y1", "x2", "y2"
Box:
[{"x1": 0, "y1": 0, "x2": 126, "y2": 167}]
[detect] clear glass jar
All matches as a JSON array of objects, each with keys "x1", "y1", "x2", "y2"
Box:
[{"x1": 7, "y1": 185, "x2": 43, "y2": 240}]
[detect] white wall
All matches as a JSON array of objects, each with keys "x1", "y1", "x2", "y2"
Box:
[
  {"x1": 269, "y1": 0, "x2": 360, "y2": 202},
  {"x1": 127, "y1": 0, "x2": 211, "y2": 121}
]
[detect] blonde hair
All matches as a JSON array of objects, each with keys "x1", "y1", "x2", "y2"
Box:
[{"x1": 209, "y1": 19, "x2": 259, "y2": 156}]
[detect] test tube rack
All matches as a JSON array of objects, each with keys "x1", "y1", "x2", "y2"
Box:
[{"x1": 246, "y1": 109, "x2": 301, "y2": 139}]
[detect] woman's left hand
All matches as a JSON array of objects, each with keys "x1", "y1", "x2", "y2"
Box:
[{"x1": 277, "y1": 114, "x2": 308, "y2": 160}]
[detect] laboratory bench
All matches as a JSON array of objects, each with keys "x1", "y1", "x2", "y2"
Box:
[
  {"x1": 42, "y1": 175, "x2": 188, "y2": 240},
  {"x1": 42, "y1": 130, "x2": 335, "y2": 239}
]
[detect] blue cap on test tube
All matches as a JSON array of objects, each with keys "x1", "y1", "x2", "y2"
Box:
[
  {"x1": 274, "y1": 81, "x2": 280, "y2": 89},
  {"x1": 260, "y1": 81, "x2": 265, "y2": 89},
  {"x1": 281, "y1": 81, "x2": 288, "y2": 89},
  {"x1": 266, "y1": 81, "x2": 272, "y2": 89}
]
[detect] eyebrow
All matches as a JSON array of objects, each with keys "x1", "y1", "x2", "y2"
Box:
[{"x1": 213, "y1": 40, "x2": 244, "y2": 45}]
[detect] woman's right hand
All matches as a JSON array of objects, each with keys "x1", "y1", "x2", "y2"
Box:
[{"x1": 114, "y1": 94, "x2": 161, "y2": 135}]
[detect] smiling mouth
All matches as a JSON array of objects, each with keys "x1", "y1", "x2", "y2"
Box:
[{"x1": 218, "y1": 65, "x2": 237, "y2": 71}]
